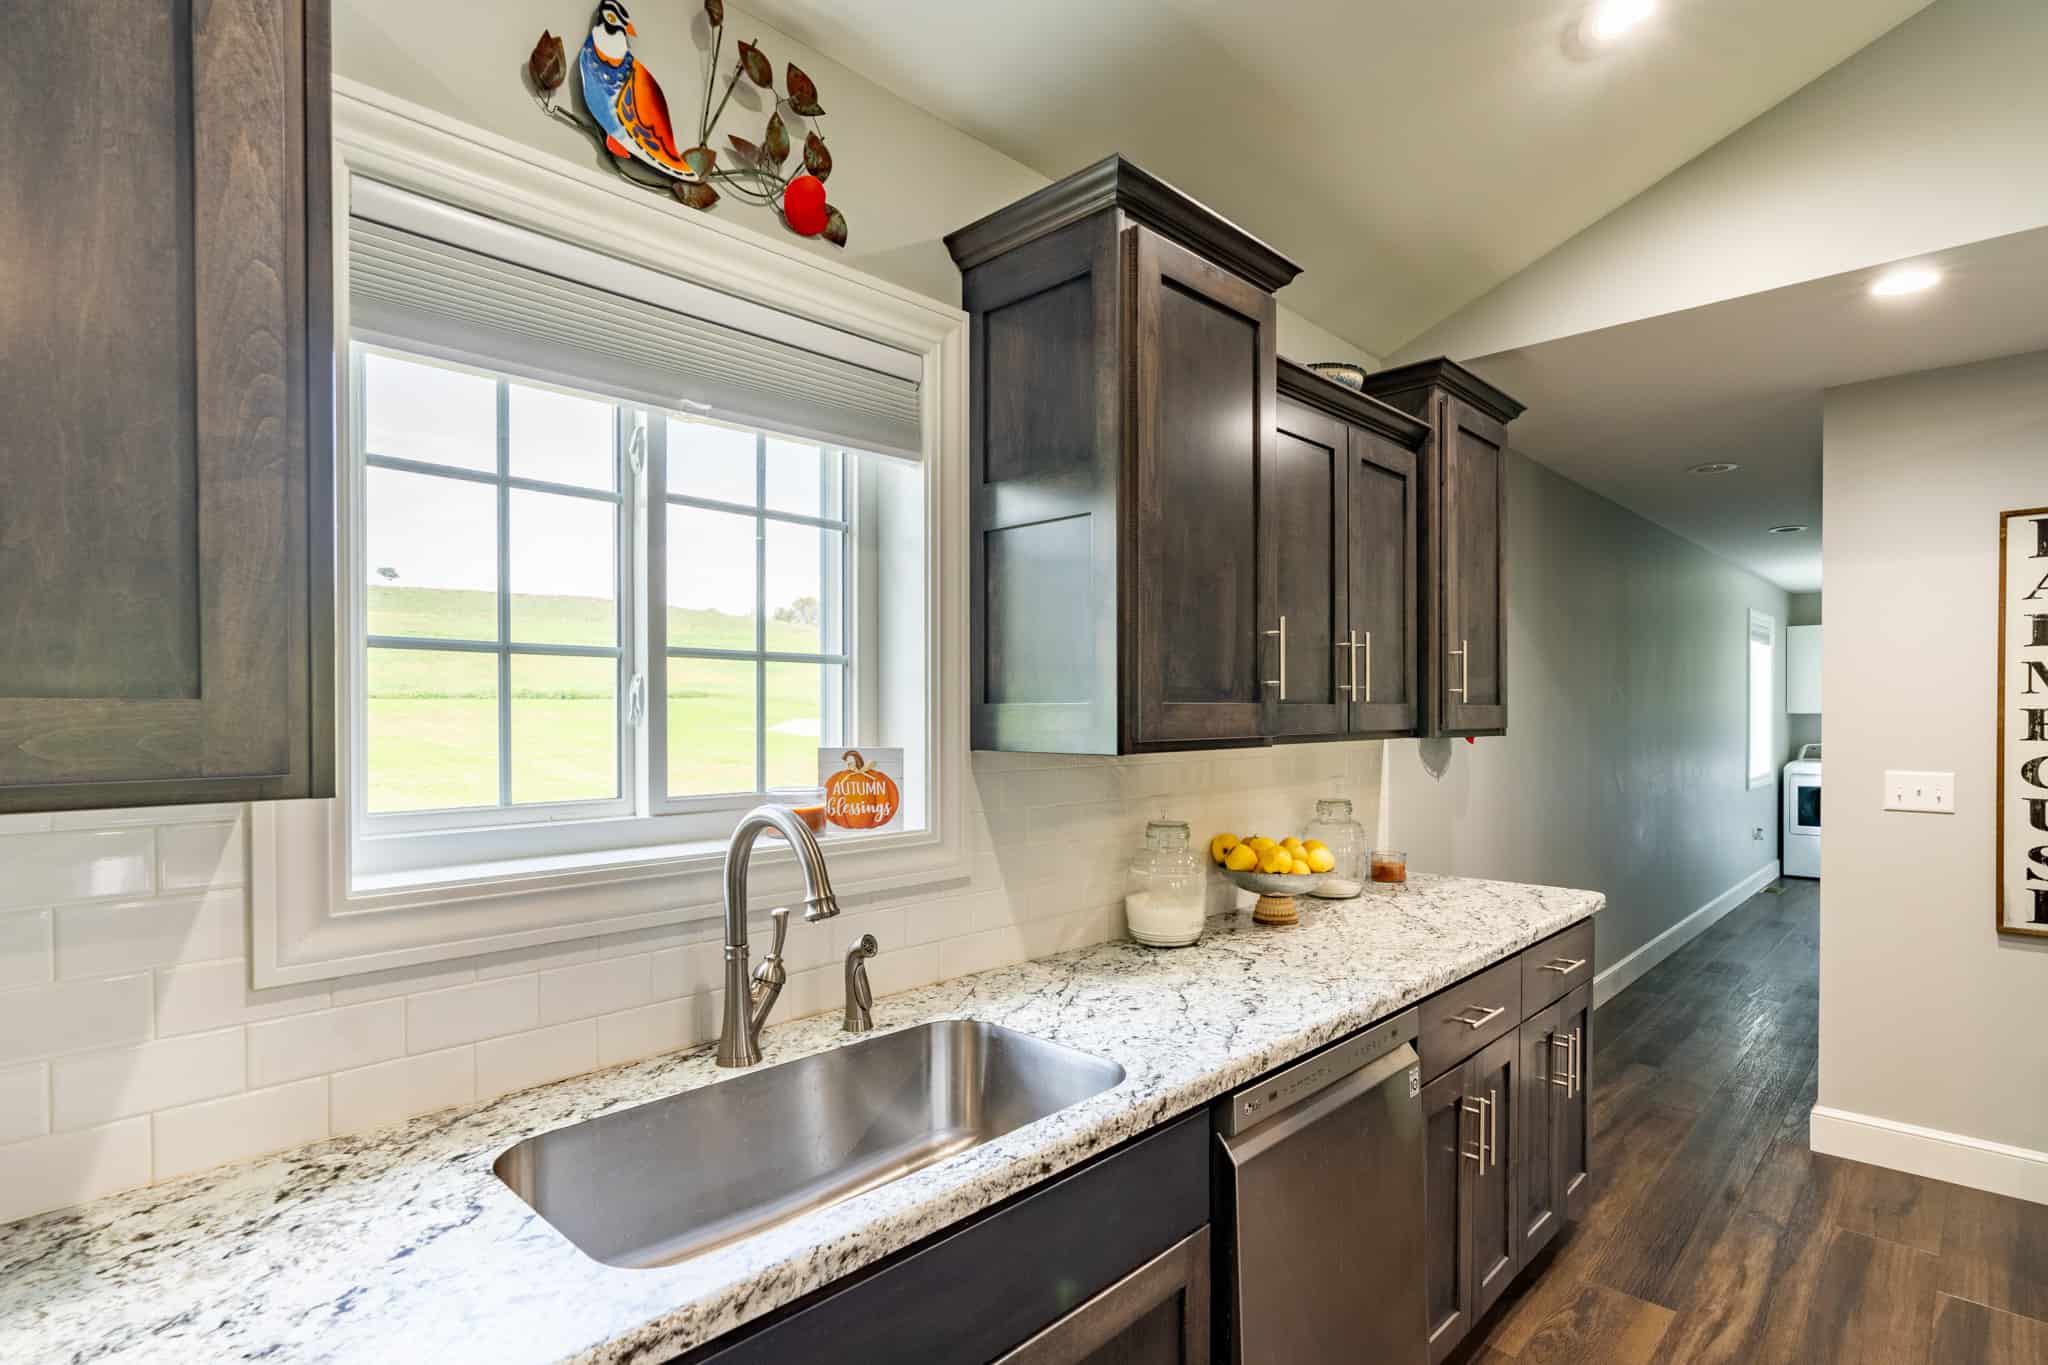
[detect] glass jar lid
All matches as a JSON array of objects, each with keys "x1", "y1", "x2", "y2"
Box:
[
  {"x1": 1144, "y1": 819, "x2": 1191, "y2": 851},
  {"x1": 1314, "y1": 798, "x2": 1354, "y2": 820}
]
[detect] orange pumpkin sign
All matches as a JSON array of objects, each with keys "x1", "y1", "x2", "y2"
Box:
[{"x1": 822, "y1": 749, "x2": 901, "y2": 832}]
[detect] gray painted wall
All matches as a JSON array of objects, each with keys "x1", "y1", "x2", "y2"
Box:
[
  {"x1": 1386, "y1": 451, "x2": 1789, "y2": 977},
  {"x1": 1819, "y1": 349, "x2": 2048, "y2": 1161}
]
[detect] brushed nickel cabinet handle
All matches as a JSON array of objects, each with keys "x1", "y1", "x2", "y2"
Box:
[
  {"x1": 1453, "y1": 1004, "x2": 1506, "y2": 1030},
  {"x1": 1538, "y1": 957, "x2": 1588, "y2": 976},
  {"x1": 1462, "y1": 1096, "x2": 1484, "y2": 1167},
  {"x1": 1572, "y1": 1027, "x2": 1584, "y2": 1099},
  {"x1": 1447, "y1": 637, "x2": 1471, "y2": 701},
  {"x1": 1264, "y1": 615, "x2": 1288, "y2": 700},
  {"x1": 1549, "y1": 1033, "x2": 1572, "y2": 1090},
  {"x1": 1488, "y1": 1087, "x2": 1498, "y2": 1170},
  {"x1": 1336, "y1": 636, "x2": 1353, "y2": 697},
  {"x1": 1363, "y1": 630, "x2": 1372, "y2": 705}
]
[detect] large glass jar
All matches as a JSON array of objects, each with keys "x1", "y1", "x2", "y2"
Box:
[
  {"x1": 1306, "y1": 798, "x2": 1367, "y2": 897},
  {"x1": 1124, "y1": 819, "x2": 1207, "y2": 947}
]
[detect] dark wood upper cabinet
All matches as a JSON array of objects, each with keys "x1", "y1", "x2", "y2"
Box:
[
  {"x1": 947, "y1": 157, "x2": 1300, "y2": 754},
  {"x1": 1357, "y1": 359, "x2": 1524, "y2": 739},
  {"x1": 1264, "y1": 397, "x2": 1350, "y2": 739},
  {"x1": 0, "y1": 0, "x2": 333, "y2": 812},
  {"x1": 1275, "y1": 362, "x2": 1428, "y2": 740}
]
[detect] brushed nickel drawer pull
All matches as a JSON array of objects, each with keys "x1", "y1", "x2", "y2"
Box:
[
  {"x1": 1453, "y1": 1004, "x2": 1506, "y2": 1030},
  {"x1": 1264, "y1": 615, "x2": 1288, "y2": 700},
  {"x1": 1538, "y1": 957, "x2": 1588, "y2": 976}
]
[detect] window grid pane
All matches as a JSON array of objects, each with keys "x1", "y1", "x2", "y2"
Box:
[
  {"x1": 663, "y1": 437, "x2": 849, "y2": 802},
  {"x1": 360, "y1": 346, "x2": 628, "y2": 819}
]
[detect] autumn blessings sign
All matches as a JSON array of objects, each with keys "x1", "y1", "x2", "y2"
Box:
[{"x1": 2001, "y1": 506, "x2": 2048, "y2": 938}]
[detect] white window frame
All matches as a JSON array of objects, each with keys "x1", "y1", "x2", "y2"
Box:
[
  {"x1": 251, "y1": 78, "x2": 970, "y2": 987},
  {"x1": 1747, "y1": 608, "x2": 1777, "y2": 790}
]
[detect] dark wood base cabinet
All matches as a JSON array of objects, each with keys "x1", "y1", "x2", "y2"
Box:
[
  {"x1": 1422, "y1": 925, "x2": 1595, "y2": 1364},
  {"x1": 996, "y1": 1227, "x2": 1210, "y2": 1365}
]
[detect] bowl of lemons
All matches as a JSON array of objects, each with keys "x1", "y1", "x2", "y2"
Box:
[{"x1": 1209, "y1": 833, "x2": 1335, "y2": 926}]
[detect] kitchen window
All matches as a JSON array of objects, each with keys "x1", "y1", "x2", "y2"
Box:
[
  {"x1": 250, "y1": 120, "x2": 968, "y2": 990},
  {"x1": 1747, "y1": 609, "x2": 1776, "y2": 789}
]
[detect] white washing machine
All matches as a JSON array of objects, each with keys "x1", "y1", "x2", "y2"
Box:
[{"x1": 1783, "y1": 744, "x2": 1821, "y2": 878}]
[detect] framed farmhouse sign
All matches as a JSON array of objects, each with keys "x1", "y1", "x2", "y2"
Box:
[{"x1": 1999, "y1": 506, "x2": 2048, "y2": 938}]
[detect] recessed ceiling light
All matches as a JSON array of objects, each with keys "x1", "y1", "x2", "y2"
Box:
[
  {"x1": 1689, "y1": 462, "x2": 1741, "y2": 475},
  {"x1": 1767, "y1": 524, "x2": 1811, "y2": 535},
  {"x1": 1585, "y1": 0, "x2": 1655, "y2": 43},
  {"x1": 1870, "y1": 266, "x2": 1941, "y2": 297}
]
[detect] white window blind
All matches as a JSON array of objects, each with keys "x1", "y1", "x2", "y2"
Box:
[{"x1": 347, "y1": 178, "x2": 923, "y2": 461}]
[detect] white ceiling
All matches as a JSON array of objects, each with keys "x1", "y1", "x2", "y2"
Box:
[
  {"x1": 1464, "y1": 225, "x2": 2048, "y2": 594},
  {"x1": 739, "y1": 0, "x2": 1928, "y2": 356}
]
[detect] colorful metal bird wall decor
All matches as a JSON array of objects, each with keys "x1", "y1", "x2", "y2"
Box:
[{"x1": 528, "y1": 0, "x2": 846, "y2": 245}]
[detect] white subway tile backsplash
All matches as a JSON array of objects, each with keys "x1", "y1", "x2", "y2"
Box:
[
  {"x1": 156, "y1": 819, "x2": 246, "y2": 891},
  {"x1": 0, "y1": 829, "x2": 155, "y2": 912},
  {"x1": 0, "y1": 1063, "x2": 49, "y2": 1143},
  {"x1": 406, "y1": 976, "x2": 538, "y2": 1054},
  {"x1": 0, "y1": 910, "x2": 52, "y2": 991},
  {"x1": 154, "y1": 960, "x2": 330, "y2": 1037},
  {"x1": 328, "y1": 961, "x2": 475, "y2": 1007},
  {"x1": 152, "y1": 1080, "x2": 327, "y2": 1182},
  {"x1": 0, "y1": 1118, "x2": 152, "y2": 1225},
  {"x1": 329, "y1": 1047, "x2": 474, "y2": 1135},
  {"x1": 247, "y1": 1001, "x2": 405, "y2": 1088},
  {"x1": 0, "y1": 743, "x2": 1382, "y2": 1216},
  {"x1": 51, "y1": 1029, "x2": 246, "y2": 1130},
  {"x1": 537, "y1": 955, "x2": 653, "y2": 1026},
  {"x1": 596, "y1": 993, "x2": 721, "y2": 1067},
  {"x1": 475, "y1": 1020, "x2": 598, "y2": 1099},
  {"x1": 0, "y1": 974, "x2": 153, "y2": 1066},
  {"x1": 54, "y1": 891, "x2": 245, "y2": 979}
]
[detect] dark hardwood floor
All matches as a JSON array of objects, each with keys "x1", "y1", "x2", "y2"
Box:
[{"x1": 1450, "y1": 877, "x2": 2048, "y2": 1365}]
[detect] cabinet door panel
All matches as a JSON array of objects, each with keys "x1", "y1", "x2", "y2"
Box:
[
  {"x1": 1439, "y1": 398, "x2": 1507, "y2": 735},
  {"x1": 1519, "y1": 1003, "x2": 1566, "y2": 1262},
  {"x1": 1128, "y1": 229, "x2": 1275, "y2": 746},
  {"x1": 1264, "y1": 399, "x2": 1348, "y2": 738},
  {"x1": 0, "y1": 0, "x2": 328, "y2": 811},
  {"x1": 1469, "y1": 1031, "x2": 1520, "y2": 1320},
  {"x1": 1559, "y1": 983, "x2": 1593, "y2": 1219},
  {"x1": 1422, "y1": 1065, "x2": 1474, "y2": 1364},
  {"x1": 994, "y1": 1226, "x2": 1210, "y2": 1365},
  {"x1": 1348, "y1": 430, "x2": 1419, "y2": 736}
]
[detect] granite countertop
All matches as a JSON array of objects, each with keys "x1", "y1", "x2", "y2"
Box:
[{"x1": 0, "y1": 873, "x2": 1602, "y2": 1365}]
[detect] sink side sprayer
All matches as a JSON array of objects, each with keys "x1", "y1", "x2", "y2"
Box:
[{"x1": 717, "y1": 805, "x2": 842, "y2": 1067}]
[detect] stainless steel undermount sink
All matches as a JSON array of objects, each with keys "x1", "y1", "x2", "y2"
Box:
[{"x1": 493, "y1": 1020, "x2": 1126, "y2": 1268}]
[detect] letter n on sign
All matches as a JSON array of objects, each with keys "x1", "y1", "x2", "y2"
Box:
[{"x1": 1999, "y1": 508, "x2": 2048, "y2": 937}]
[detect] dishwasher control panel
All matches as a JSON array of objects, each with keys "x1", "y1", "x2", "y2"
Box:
[{"x1": 1216, "y1": 1008, "x2": 1419, "y2": 1137}]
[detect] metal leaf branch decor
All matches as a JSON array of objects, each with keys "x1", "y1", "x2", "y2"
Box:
[{"x1": 528, "y1": 0, "x2": 846, "y2": 246}]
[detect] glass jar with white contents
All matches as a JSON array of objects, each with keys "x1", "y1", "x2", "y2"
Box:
[
  {"x1": 1124, "y1": 819, "x2": 1207, "y2": 947},
  {"x1": 1305, "y1": 798, "x2": 1367, "y2": 897}
]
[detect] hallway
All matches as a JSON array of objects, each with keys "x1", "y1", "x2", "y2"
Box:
[{"x1": 1453, "y1": 878, "x2": 2048, "y2": 1364}]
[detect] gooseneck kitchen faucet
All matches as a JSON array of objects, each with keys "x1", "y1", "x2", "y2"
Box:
[{"x1": 715, "y1": 805, "x2": 842, "y2": 1067}]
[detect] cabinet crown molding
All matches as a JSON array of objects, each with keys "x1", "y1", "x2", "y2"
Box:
[
  {"x1": 1359, "y1": 357, "x2": 1527, "y2": 425},
  {"x1": 1277, "y1": 358, "x2": 1431, "y2": 449},
  {"x1": 944, "y1": 154, "x2": 1302, "y2": 292}
]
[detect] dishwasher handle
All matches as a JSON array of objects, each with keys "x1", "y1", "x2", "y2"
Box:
[{"x1": 1217, "y1": 1041, "x2": 1420, "y2": 1164}]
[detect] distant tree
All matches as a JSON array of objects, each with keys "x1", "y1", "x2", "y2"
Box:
[
  {"x1": 773, "y1": 595, "x2": 820, "y2": 627},
  {"x1": 376, "y1": 566, "x2": 400, "y2": 581}
]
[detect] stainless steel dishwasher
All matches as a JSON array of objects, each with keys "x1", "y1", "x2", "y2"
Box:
[{"x1": 1214, "y1": 1008, "x2": 1425, "y2": 1364}]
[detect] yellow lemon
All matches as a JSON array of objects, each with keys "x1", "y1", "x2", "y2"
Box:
[
  {"x1": 1306, "y1": 847, "x2": 1337, "y2": 873},
  {"x1": 1209, "y1": 833, "x2": 1240, "y2": 865},
  {"x1": 1281, "y1": 836, "x2": 1306, "y2": 855},
  {"x1": 1302, "y1": 839, "x2": 1329, "y2": 854},
  {"x1": 1247, "y1": 836, "x2": 1278, "y2": 854},
  {"x1": 1225, "y1": 844, "x2": 1259, "y2": 873},
  {"x1": 1258, "y1": 846, "x2": 1293, "y2": 875},
  {"x1": 1290, "y1": 856, "x2": 1313, "y2": 876}
]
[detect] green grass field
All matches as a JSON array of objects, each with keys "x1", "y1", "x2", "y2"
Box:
[{"x1": 366, "y1": 587, "x2": 834, "y2": 812}]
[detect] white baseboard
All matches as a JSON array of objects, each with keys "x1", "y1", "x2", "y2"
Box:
[
  {"x1": 1811, "y1": 1106, "x2": 2048, "y2": 1206},
  {"x1": 1592, "y1": 860, "x2": 1781, "y2": 1007}
]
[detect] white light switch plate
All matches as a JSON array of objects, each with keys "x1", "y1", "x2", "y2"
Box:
[{"x1": 1884, "y1": 770, "x2": 1956, "y2": 814}]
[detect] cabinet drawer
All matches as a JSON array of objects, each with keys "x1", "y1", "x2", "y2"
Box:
[
  {"x1": 1419, "y1": 955, "x2": 1521, "y2": 1081},
  {"x1": 1520, "y1": 920, "x2": 1595, "y2": 1016}
]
